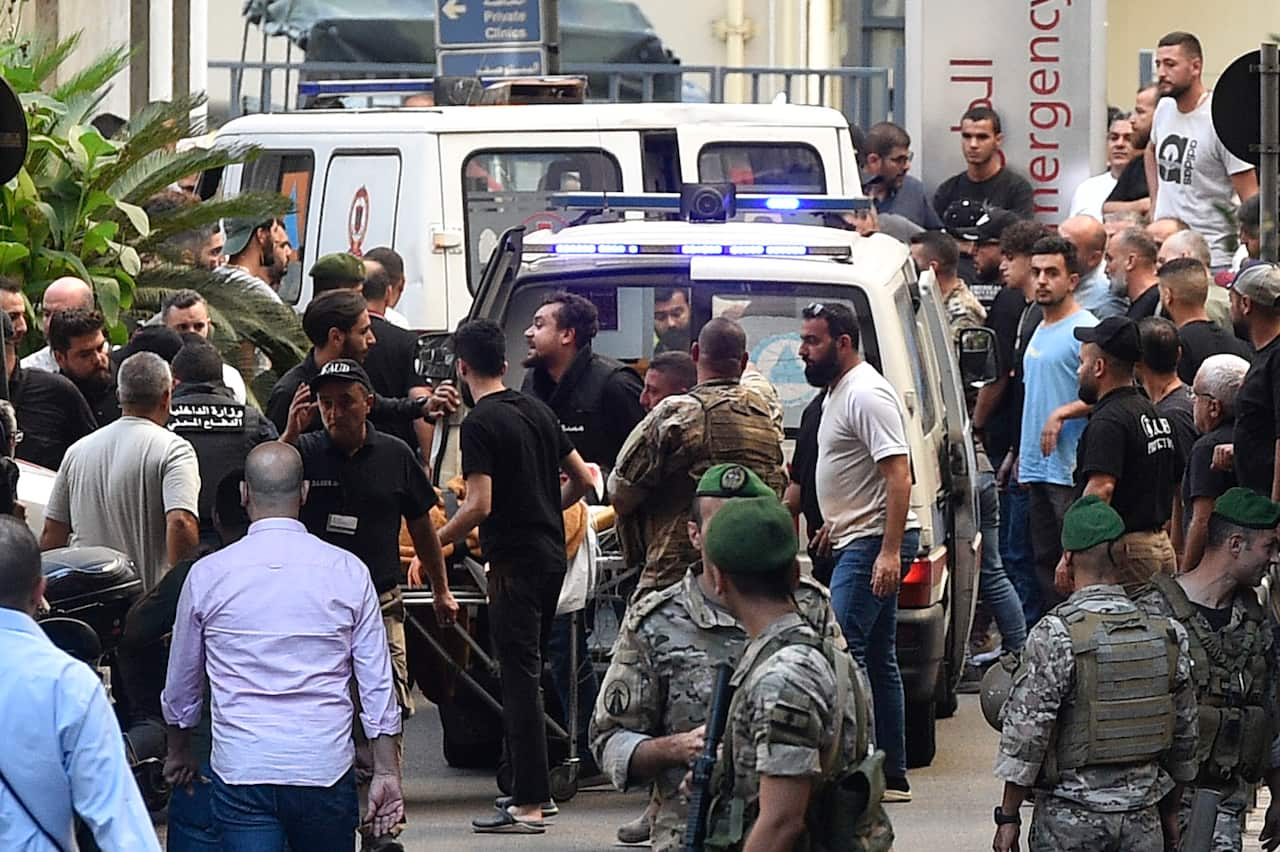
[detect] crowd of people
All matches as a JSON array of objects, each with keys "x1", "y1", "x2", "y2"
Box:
[{"x1": 0, "y1": 23, "x2": 1279, "y2": 852}]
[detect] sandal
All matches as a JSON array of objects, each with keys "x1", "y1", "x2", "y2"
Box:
[{"x1": 472, "y1": 806, "x2": 547, "y2": 834}]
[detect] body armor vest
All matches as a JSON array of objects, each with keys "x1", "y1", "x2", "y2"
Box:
[
  {"x1": 1149, "y1": 574, "x2": 1274, "y2": 783},
  {"x1": 1049, "y1": 603, "x2": 1179, "y2": 775},
  {"x1": 688, "y1": 382, "x2": 786, "y2": 496}
]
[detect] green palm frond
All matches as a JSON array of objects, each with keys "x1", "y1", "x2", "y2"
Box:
[
  {"x1": 123, "y1": 92, "x2": 207, "y2": 145},
  {"x1": 28, "y1": 34, "x2": 81, "y2": 89},
  {"x1": 107, "y1": 144, "x2": 257, "y2": 208},
  {"x1": 141, "y1": 190, "x2": 288, "y2": 248},
  {"x1": 51, "y1": 44, "x2": 131, "y2": 104}
]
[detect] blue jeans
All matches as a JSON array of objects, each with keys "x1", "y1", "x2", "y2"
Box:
[
  {"x1": 548, "y1": 611, "x2": 600, "y2": 774},
  {"x1": 999, "y1": 485, "x2": 1042, "y2": 627},
  {"x1": 167, "y1": 764, "x2": 219, "y2": 851},
  {"x1": 978, "y1": 471, "x2": 1027, "y2": 654},
  {"x1": 829, "y1": 529, "x2": 920, "y2": 780},
  {"x1": 211, "y1": 768, "x2": 358, "y2": 852}
]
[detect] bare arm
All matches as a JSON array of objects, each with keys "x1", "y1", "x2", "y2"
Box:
[
  {"x1": 742, "y1": 775, "x2": 812, "y2": 852},
  {"x1": 1170, "y1": 493, "x2": 1185, "y2": 562},
  {"x1": 560, "y1": 449, "x2": 595, "y2": 509},
  {"x1": 165, "y1": 509, "x2": 199, "y2": 570},
  {"x1": 992, "y1": 781, "x2": 1030, "y2": 852},
  {"x1": 1232, "y1": 169, "x2": 1259, "y2": 202},
  {"x1": 628, "y1": 728, "x2": 705, "y2": 782},
  {"x1": 877, "y1": 454, "x2": 912, "y2": 558},
  {"x1": 1145, "y1": 142, "x2": 1158, "y2": 210},
  {"x1": 436, "y1": 472, "x2": 491, "y2": 546},
  {"x1": 972, "y1": 374, "x2": 1008, "y2": 431},
  {"x1": 40, "y1": 518, "x2": 70, "y2": 550},
  {"x1": 1182, "y1": 496, "x2": 1214, "y2": 572},
  {"x1": 782, "y1": 482, "x2": 803, "y2": 516},
  {"x1": 406, "y1": 513, "x2": 449, "y2": 593},
  {"x1": 1102, "y1": 197, "x2": 1151, "y2": 216},
  {"x1": 1082, "y1": 473, "x2": 1117, "y2": 503}
]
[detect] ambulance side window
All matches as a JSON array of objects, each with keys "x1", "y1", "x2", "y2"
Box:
[
  {"x1": 462, "y1": 149, "x2": 622, "y2": 292},
  {"x1": 697, "y1": 143, "x2": 825, "y2": 194},
  {"x1": 240, "y1": 151, "x2": 314, "y2": 304}
]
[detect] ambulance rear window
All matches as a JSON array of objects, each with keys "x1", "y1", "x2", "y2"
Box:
[
  {"x1": 240, "y1": 151, "x2": 314, "y2": 304},
  {"x1": 697, "y1": 143, "x2": 825, "y2": 194},
  {"x1": 463, "y1": 149, "x2": 622, "y2": 292}
]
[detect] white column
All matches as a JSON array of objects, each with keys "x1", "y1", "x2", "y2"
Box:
[
  {"x1": 805, "y1": 0, "x2": 830, "y2": 105},
  {"x1": 149, "y1": 0, "x2": 174, "y2": 102},
  {"x1": 724, "y1": 0, "x2": 747, "y2": 103},
  {"x1": 189, "y1": 0, "x2": 208, "y2": 123}
]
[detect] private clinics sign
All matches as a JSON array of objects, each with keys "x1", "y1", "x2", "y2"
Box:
[{"x1": 905, "y1": 0, "x2": 1107, "y2": 225}]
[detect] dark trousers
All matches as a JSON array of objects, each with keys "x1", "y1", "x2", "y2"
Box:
[
  {"x1": 488, "y1": 568, "x2": 563, "y2": 806},
  {"x1": 1027, "y1": 482, "x2": 1075, "y2": 612},
  {"x1": 210, "y1": 768, "x2": 358, "y2": 852}
]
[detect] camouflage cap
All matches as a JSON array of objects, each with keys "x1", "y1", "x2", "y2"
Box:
[
  {"x1": 309, "y1": 252, "x2": 365, "y2": 284},
  {"x1": 1212, "y1": 487, "x2": 1280, "y2": 530},
  {"x1": 1061, "y1": 495, "x2": 1125, "y2": 551},
  {"x1": 695, "y1": 463, "x2": 775, "y2": 499},
  {"x1": 704, "y1": 495, "x2": 797, "y2": 575}
]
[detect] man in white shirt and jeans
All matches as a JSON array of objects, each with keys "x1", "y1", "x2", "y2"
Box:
[
  {"x1": 799, "y1": 301, "x2": 919, "y2": 802},
  {"x1": 1145, "y1": 30, "x2": 1257, "y2": 271}
]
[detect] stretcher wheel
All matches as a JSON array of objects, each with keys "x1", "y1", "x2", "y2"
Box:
[{"x1": 549, "y1": 763, "x2": 579, "y2": 802}]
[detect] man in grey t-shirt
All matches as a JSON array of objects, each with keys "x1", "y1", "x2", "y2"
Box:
[{"x1": 41, "y1": 353, "x2": 200, "y2": 590}]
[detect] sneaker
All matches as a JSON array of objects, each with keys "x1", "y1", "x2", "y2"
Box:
[
  {"x1": 494, "y1": 796, "x2": 559, "y2": 818},
  {"x1": 882, "y1": 776, "x2": 912, "y2": 803},
  {"x1": 616, "y1": 812, "x2": 653, "y2": 844}
]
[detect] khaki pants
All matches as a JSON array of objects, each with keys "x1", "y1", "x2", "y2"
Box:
[{"x1": 1115, "y1": 530, "x2": 1176, "y2": 596}]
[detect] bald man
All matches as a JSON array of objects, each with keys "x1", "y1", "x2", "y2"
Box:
[
  {"x1": 22, "y1": 277, "x2": 94, "y2": 373},
  {"x1": 1060, "y1": 215, "x2": 1127, "y2": 319}
]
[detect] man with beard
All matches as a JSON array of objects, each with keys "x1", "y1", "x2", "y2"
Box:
[
  {"x1": 1061, "y1": 214, "x2": 1128, "y2": 319},
  {"x1": 1019, "y1": 237, "x2": 1097, "y2": 609},
  {"x1": 1105, "y1": 227, "x2": 1163, "y2": 320},
  {"x1": 799, "y1": 300, "x2": 919, "y2": 802},
  {"x1": 932, "y1": 106, "x2": 1035, "y2": 220},
  {"x1": 48, "y1": 308, "x2": 120, "y2": 426},
  {"x1": 1146, "y1": 32, "x2": 1257, "y2": 271},
  {"x1": 639, "y1": 351, "x2": 696, "y2": 413},
  {"x1": 1069, "y1": 115, "x2": 1136, "y2": 221},
  {"x1": 861, "y1": 121, "x2": 942, "y2": 230},
  {"x1": 219, "y1": 216, "x2": 286, "y2": 303},
  {"x1": 652, "y1": 288, "x2": 692, "y2": 354},
  {"x1": 1071, "y1": 316, "x2": 1179, "y2": 591},
  {"x1": 1104, "y1": 85, "x2": 1158, "y2": 218},
  {"x1": 266, "y1": 290, "x2": 453, "y2": 437}
]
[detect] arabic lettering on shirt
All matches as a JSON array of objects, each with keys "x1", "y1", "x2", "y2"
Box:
[{"x1": 169, "y1": 402, "x2": 246, "y2": 433}]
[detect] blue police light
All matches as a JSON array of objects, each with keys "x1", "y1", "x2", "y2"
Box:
[
  {"x1": 764, "y1": 196, "x2": 802, "y2": 210},
  {"x1": 679, "y1": 244, "x2": 727, "y2": 255}
]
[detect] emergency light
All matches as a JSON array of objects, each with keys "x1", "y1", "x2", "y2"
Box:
[
  {"x1": 523, "y1": 242, "x2": 853, "y2": 259},
  {"x1": 549, "y1": 189, "x2": 872, "y2": 218}
]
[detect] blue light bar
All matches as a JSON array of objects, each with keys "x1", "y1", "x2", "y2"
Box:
[
  {"x1": 533, "y1": 242, "x2": 852, "y2": 259},
  {"x1": 549, "y1": 192, "x2": 871, "y2": 214},
  {"x1": 764, "y1": 196, "x2": 801, "y2": 210},
  {"x1": 298, "y1": 78, "x2": 437, "y2": 97},
  {"x1": 680, "y1": 244, "x2": 727, "y2": 255}
]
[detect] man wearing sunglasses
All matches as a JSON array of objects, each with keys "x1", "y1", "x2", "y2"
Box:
[{"x1": 860, "y1": 122, "x2": 942, "y2": 232}]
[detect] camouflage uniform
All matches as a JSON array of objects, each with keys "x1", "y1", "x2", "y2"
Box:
[
  {"x1": 712, "y1": 613, "x2": 893, "y2": 851},
  {"x1": 943, "y1": 279, "x2": 987, "y2": 335},
  {"x1": 1136, "y1": 578, "x2": 1280, "y2": 852},
  {"x1": 589, "y1": 570, "x2": 846, "y2": 852},
  {"x1": 994, "y1": 584, "x2": 1199, "y2": 852},
  {"x1": 610, "y1": 379, "x2": 787, "y2": 591}
]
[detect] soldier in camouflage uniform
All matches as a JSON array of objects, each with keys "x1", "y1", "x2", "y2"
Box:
[
  {"x1": 590, "y1": 464, "x2": 850, "y2": 851},
  {"x1": 610, "y1": 317, "x2": 787, "y2": 593},
  {"x1": 993, "y1": 496, "x2": 1199, "y2": 852},
  {"x1": 701, "y1": 495, "x2": 892, "y2": 852},
  {"x1": 1135, "y1": 488, "x2": 1280, "y2": 852}
]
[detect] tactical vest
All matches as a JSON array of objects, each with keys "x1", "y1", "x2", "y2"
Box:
[
  {"x1": 707, "y1": 626, "x2": 891, "y2": 852},
  {"x1": 168, "y1": 387, "x2": 266, "y2": 538},
  {"x1": 688, "y1": 382, "x2": 787, "y2": 496},
  {"x1": 1044, "y1": 603, "x2": 1179, "y2": 780},
  {"x1": 524, "y1": 351, "x2": 638, "y2": 469},
  {"x1": 1149, "y1": 574, "x2": 1274, "y2": 784}
]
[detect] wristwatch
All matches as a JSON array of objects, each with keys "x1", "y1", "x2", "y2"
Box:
[{"x1": 993, "y1": 806, "x2": 1021, "y2": 827}]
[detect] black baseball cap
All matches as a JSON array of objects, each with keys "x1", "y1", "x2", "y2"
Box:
[
  {"x1": 975, "y1": 209, "x2": 1018, "y2": 245},
  {"x1": 1073, "y1": 317, "x2": 1142, "y2": 363},
  {"x1": 309, "y1": 358, "x2": 373, "y2": 394},
  {"x1": 942, "y1": 198, "x2": 985, "y2": 241}
]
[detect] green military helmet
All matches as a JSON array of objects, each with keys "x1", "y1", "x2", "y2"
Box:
[
  {"x1": 979, "y1": 652, "x2": 1022, "y2": 732},
  {"x1": 695, "y1": 463, "x2": 775, "y2": 499}
]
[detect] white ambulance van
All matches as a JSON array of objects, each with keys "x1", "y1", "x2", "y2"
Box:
[{"x1": 212, "y1": 99, "x2": 861, "y2": 332}]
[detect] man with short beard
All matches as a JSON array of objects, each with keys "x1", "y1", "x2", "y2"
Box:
[
  {"x1": 1071, "y1": 316, "x2": 1179, "y2": 591},
  {"x1": 219, "y1": 216, "x2": 286, "y2": 303},
  {"x1": 49, "y1": 308, "x2": 120, "y2": 426},
  {"x1": 1105, "y1": 227, "x2": 1163, "y2": 319}
]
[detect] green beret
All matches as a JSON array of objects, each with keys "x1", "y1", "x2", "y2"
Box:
[
  {"x1": 695, "y1": 463, "x2": 775, "y2": 499},
  {"x1": 309, "y1": 252, "x2": 365, "y2": 283},
  {"x1": 704, "y1": 496, "x2": 797, "y2": 575},
  {"x1": 1061, "y1": 495, "x2": 1125, "y2": 551},
  {"x1": 1212, "y1": 487, "x2": 1280, "y2": 530}
]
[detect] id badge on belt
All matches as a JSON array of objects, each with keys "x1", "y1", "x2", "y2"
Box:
[{"x1": 326, "y1": 513, "x2": 359, "y2": 535}]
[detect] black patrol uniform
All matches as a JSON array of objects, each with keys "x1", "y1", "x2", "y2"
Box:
[
  {"x1": 522, "y1": 344, "x2": 644, "y2": 470},
  {"x1": 169, "y1": 381, "x2": 278, "y2": 545},
  {"x1": 364, "y1": 313, "x2": 427, "y2": 451},
  {"x1": 295, "y1": 423, "x2": 435, "y2": 594},
  {"x1": 1074, "y1": 386, "x2": 1178, "y2": 532},
  {"x1": 266, "y1": 349, "x2": 427, "y2": 437}
]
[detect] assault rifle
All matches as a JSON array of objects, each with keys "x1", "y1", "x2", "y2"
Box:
[{"x1": 683, "y1": 662, "x2": 736, "y2": 852}]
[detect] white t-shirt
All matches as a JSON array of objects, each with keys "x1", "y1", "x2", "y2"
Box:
[
  {"x1": 815, "y1": 361, "x2": 920, "y2": 548},
  {"x1": 46, "y1": 416, "x2": 200, "y2": 591},
  {"x1": 1152, "y1": 92, "x2": 1253, "y2": 268},
  {"x1": 384, "y1": 306, "x2": 410, "y2": 329},
  {"x1": 1067, "y1": 171, "x2": 1118, "y2": 221}
]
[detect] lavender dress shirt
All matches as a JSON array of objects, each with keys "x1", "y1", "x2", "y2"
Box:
[{"x1": 162, "y1": 517, "x2": 401, "y2": 786}]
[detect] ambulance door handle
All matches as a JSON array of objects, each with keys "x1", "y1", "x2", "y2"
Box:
[
  {"x1": 902, "y1": 389, "x2": 917, "y2": 416},
  {"x1": 432, "y1": 226, "x2": 464, "y2": 253}
]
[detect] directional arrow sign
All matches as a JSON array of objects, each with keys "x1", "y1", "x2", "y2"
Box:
[{"x1": 436, "y1": 0, "x2": 542, "y2": 48}]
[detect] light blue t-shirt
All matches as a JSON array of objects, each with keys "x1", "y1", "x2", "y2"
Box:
[
  {"x1": 1018, "y1": 308, "x2": 1098, "y2": 486},
  {"x1": 1073, "y1": 265, "x2": 1128, "y2": 319}
]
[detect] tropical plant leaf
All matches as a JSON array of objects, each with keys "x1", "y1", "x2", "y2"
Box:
[
  {"x1": 28, "y1": 34, "x2": 82, "y2": 88},
  {"x1": 140, "y1": 191, "x2": 288, "y2": 247},
  {"x1": 51, "y1": 44, "x2": 131, "y2": 104},
  {"x1": 0, "y1": 241, "x2": 29, "y2": 272},
  {"x1": 114, "y1": 199, "x2": 150, "y2": 238},
  {"x1": 108, "y1": 145, "x2": 254, "y2": 207}
]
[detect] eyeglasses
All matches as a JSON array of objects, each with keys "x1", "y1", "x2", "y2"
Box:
[{"x1": 888, "y1": 152, "x2": 914, "y2": 166}]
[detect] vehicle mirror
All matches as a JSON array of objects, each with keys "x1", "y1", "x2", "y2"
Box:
[
  {"x1": 415, "y1": 332, "x2": 457, "y2": 385},
  {"x1": 957, "y1": 327, "x2": 998, "y2": 388}
]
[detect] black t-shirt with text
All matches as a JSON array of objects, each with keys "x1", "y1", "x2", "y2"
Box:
[
  {"x1": 1075, "y1": 386, "x2": 1178, "y2": 531},
  {"x1": 296, "y1": 424, "x2": 435, "y2": 593},
  {"x1": 1176, "y1": 320, "x2": 1253, "y2": 386},
  {"x1": 1233, "y1": 335, "x2": 1280, "y2": 495},
  {"x1": 461, "y1": 389, "x2": 574, "y2": 573},
  {"x1": 932, "y1": 167, "x2": 1036, "y2": 220}
]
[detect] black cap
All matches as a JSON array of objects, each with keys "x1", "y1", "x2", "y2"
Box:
[
  {"x1": 309, "y1": 358, "x2": 373, "y2": 394},
  {"x1": 1073, "y1": 316, "x2": 1142, "y2": 363},
  {"x1": 975, "y1": 208, "x2": 1018, "y2": 245},
  {"x1": 942, "y1": 198, "x2": 986, "y2": 241},
  {"x1": 118, "y1": 325, "x2": 184, "y2": 363}
]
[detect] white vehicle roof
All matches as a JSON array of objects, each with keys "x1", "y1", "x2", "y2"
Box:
[
  {"x1": 520, "y1": 220, "x2": 910, "y2": 290},
  {"x1": 217, "y1": 102, "x2": 853, "y2": 136}
]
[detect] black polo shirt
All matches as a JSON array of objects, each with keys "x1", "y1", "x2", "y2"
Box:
[
  {"x1": 364, "y1": 314, "x2": 424, "y2": 449},
  {"x1": 1176, "y1": 320, "x2": 1253, "y2": 385},
  {"x1": 8, "y1": 364, "x2": 97, "y2": 470},
  {"x1": 296, "y1": 424, "x2": 435, "y2": 593},
  {"x1": 1234, "y1": 334, "x2": 1280, "y2": 495},
  {"x1": 1075, "y1": 386, "x2": 1178, "y2": 531}
]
